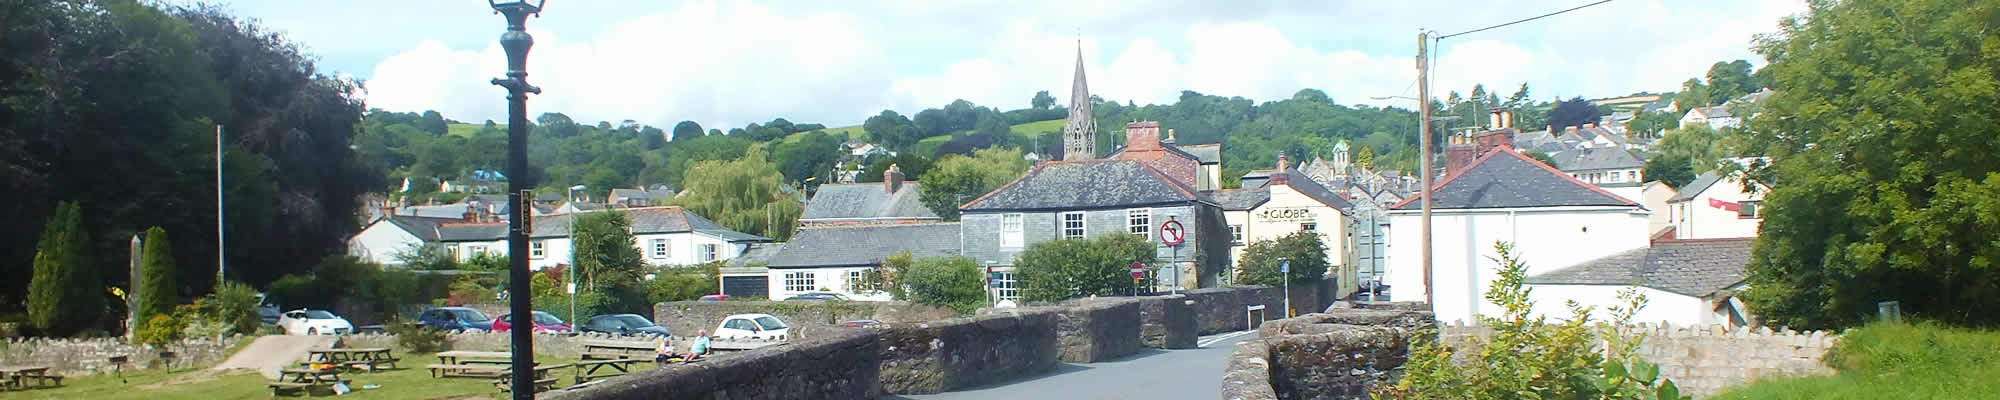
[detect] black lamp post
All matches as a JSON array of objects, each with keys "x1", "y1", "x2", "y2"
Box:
[{"x1": 487, "y1": 1, "x2": 542, "y2": 398}]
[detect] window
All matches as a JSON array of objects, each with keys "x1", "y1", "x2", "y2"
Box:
[
  {"x1": 848, "y1": 270, "x2": 866, "y2": 293},
  {"x1": 699, "y1": 243, "x2": 719, "y2": 262},
  {"x1": 783, "y1": 272, "x2": 816, "y2": 293},
  {"x1": 1128, "y1": 209, "x2": 1151, "y2": 237},
  {"x1": 1739, "y1": 200, "x2": 1761, "y2": 218},
  {"x1": 466, "y1": 245, "x2": 487, "y2": 259},
  {"x1": 1230, "y1": 224, "x2": 1245, "y2": 244},
  {"x1": 1001, "y1": 213, "x2": 1024, "y2": 248},
  {"x1": 651, "y1": 238, "x2": 669, "y2": 259},
  {"x1": 1629, "y1": 170, "x2": 1638, "y2": 181},
  {"x1": 993, "y1": 271, "x2": 1018, "y2": 301},
  {"x1": 1061, "y1": 212, "x2": 1087, "y2": 239},
  {"x1": 530, "y1": 241, "x2": 545, "y2": 259},
  {"x1": 1300, "y1": 222, "x2": 1317, "y2": 233}
]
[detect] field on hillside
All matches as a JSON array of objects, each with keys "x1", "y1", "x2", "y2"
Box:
[{"x1": 447, "y1": 123, "x2": 484, "y2": 138}]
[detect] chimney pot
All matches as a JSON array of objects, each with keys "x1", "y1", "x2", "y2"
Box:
[{"x1": 884, "y1": 164, "x2": 905, "y2": 193}]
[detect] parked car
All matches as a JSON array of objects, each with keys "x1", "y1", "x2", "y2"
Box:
[
  {"x1": 277, "y1": 309, "x2": 353, "y2": 335},
  {"x1": 255, "y1": 293, "x2": 281, "y2": 324},
  {"x1": 713, "y1": 313, "x2": 789, "y2": 340},
  {"x1": 782, "y1": 292, "x2": 848, "y2": 301},
  {"x1": 579, "y1": 314, "x2": 672, "y2": 336},
  {"x1": 698, "y1": 294, "x2": 730, "y2": 302},
  {"x1": 418, "y1": 307, "x2": 495, "y2": 333},
  {"x1": 493, "y1": 311, "x2": 572, "y2": 333}
]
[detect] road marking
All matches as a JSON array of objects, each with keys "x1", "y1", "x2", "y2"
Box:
[{"x1": 1197, "y1": 330, "x2": 1255, "y2": 348}]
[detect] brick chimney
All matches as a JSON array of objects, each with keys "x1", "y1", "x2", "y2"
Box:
[
  {"x1": 462, "y1": 204, "x2": 479, "y2": 223},
  {"x1": 1445, "y1": 135, "x2": 1478, "y2": 176},
  {"x1": 1124, "y1": 121, "x2": 1162, "y2": 151},
  {"x1": 1272, "y1": 154, "x2": 1290, "y2": 185},
  {"x1": 884, "y1": 164, "x2": 905, "y2": 194}
]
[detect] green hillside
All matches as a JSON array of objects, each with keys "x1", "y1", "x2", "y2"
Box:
[
  {"x1": 446, "y1": 122, "x2": 484, "y2": 137},
  {"x1": 1009, "y1": 119, "x2": 1065, "y2": 137}
]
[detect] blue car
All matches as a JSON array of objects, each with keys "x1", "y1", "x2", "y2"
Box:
[{"x1": 418, "y1": 307, "x2": 495, "y2": 332}]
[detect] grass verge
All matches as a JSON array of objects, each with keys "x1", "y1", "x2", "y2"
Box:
[
  {"x1": 0, "y1": 352, "x2": 657, "y2": 400},
  {"x1": 1710, "y1": 321, "x2": 2000, "y2": 399}
]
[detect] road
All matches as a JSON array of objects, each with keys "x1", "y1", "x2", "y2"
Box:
[{"x1": 891, "y1": 331, "x2": 1258, "y2": 400}]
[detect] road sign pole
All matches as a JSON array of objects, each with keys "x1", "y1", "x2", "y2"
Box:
[{"x1": 1281, "y1": 259, "x2": 1291, "y2": 317}]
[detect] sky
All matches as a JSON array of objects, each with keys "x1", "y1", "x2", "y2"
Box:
[{"x1": 198, "y1": 0, "x2": 1804, "y2": 130}]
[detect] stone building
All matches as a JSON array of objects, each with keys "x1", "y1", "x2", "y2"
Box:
[
  {"x1": 958, "y1": 158, "x2": 1231, "y2": 295},
  {"x1": 1061, "y1": 43, "x2": 1097, "y2": 161},
  {"x1": 1213, "y1": 155, "x2": 1359, "y2": 298}
]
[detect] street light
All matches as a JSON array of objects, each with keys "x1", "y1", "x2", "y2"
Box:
[
  {"x1": 566, "y1": 184, "x2": 584, "y2": 332},
  {"x1": 486, "y1": 1, "x2": 544, "y2": 398}
]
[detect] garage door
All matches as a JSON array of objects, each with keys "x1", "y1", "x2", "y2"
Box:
[{"x1": 721, "y1": 275, "x2": 768, "y2": 299}]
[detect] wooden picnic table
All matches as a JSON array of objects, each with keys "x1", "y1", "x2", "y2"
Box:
[
  {"x1": 304, "y1": 348, "x2": 399, "y2": 372},
  {"x1": 429, "y1": 351, "x2": 534, "y2": 378},
  {"x1": 268, "y1": 367, "x2": 343, "y2": 396},
  {"x1": 573, "y1": 358, "x2": 642, "y2": 383},
  {"x1": 435, "y1": 351, "x2": 514, "y2": 365},
  {"x1": 579, "y1": 340, "x2": 657, "y2": 360},
  {"x1": 493, "y1": 363, "x2": 570, "y2": 393},
  {"x1": 1, "y1": 366, "x2": 62, "y2": 390}
]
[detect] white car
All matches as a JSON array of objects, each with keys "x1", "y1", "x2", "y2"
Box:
[
  {"x1": 278, "y1": 309, "x2": 353, "y2": 335},
  {"x1": 713, "y1": 313, "x2": 789, "y2": 340}
]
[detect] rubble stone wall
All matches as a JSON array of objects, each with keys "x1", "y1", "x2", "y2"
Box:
[
  {"x1": 544, "y1": 329, "x2": 881, "y2": 400},
  {"x1": 0, "y1": 335, "x2": 241, "y2": 376},
  {"x1": 1051, "y1": 298, "x2": 1142, "y2": 362},
  {"x1": 876, "y1": 309, "x2": 1059, "y2": 394}
]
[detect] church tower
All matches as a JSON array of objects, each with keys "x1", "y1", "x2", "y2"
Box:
[{"x1": 1062, "y1": 42, "x2": 1097, "y2": 160}]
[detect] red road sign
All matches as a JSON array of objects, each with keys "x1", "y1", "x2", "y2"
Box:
[
  {"x1": 1159, "y1": 220, "x2": 1186, "y2": 246},
  {"x1": 1130, "y1": 262, "x2": 1146, "y2": 279}
]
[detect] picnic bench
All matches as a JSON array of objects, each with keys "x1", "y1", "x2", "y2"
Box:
[
  {"x1": 304, "y1": 347, "x2": 400, "y2": 372},
  {"x1": 573, "y1": 358, "x2": 642, "y2": 383},
  {"x1": 268, "y1": 367, "x2": 343, "y2": 396},
  {"x1": 493, "y1": 364, "x2": 569, "y2": 394},
  {"x1": 579, "y1": 340, "x2": 656, "y2": 360},
  {"x1": 428, "y1": 351, "x2": 519, "y2": 378},
  {"x1": 1, "y1": 366, "x2": 62, "y2": 390}
]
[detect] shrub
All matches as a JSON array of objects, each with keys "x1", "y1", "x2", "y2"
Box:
[
  {"x1": 534, "y1": 291, "x2": 611, "y2": 322},
  {"x1": 645, "y1": 264, "x2": 718, "y2": 304},
  {"x1": 135, "y1": 314, "x2": 184, "y2": 346},
  {"x1": 386, "y1": 317, "x2": 448, "y2": 353},
  {"x1": 1234, "y1": 231, "x2": 1330, "y2": 286},
  {"x1": 28, "y1": 201, "x2": 105, "y2": 335},
  {"x1": 135, "y1": 227, "x2": 177, "y2": 333},
  {"x1": 208, "y1": 282, "x2": 262, "y2": 335},
  {"x1": 1377, "y1": 242, "x2": 1688, "y2": 400},
  {"x1": 1015, "y1": 233, "x2": 1153, "y2": 302},
  {"x1": 902, "y1": 256, "x2": 986, "y2": 314}
]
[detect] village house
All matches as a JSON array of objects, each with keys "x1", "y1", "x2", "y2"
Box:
[
  {"x1": 1680, "y1": 106, "x2": 1739, "y2": 130},
  {"x1": 798, "y1": 165, "x2": 940, "y2": 226},
  {"x1": 1556, "y1": 146, "x2": 1647, "y2": 185},
  {"x1": 762, "y1": 223, "x2": 961, "y2": 301},
  {"x1": 1214, "y1": 155, "x2": 1359, "y2": 298},
  {"x1": 348, "y1": 206, "x2": 770, "y2": 271},
  {"x1": 1666, "y1": 169, "x2": 1768, "y2": 240},
  {"x1": 1385, "y1": 137, "x2": 1652, "y2": 324},
  {"x1": 1523, "y1": 237, "x2": 1757, "y2": 327}
]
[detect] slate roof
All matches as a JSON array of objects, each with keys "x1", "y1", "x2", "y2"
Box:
[
  {"x1": 1524, "y1": 238, "x2": 1755, "y2": 297},
  {"x1": 1392, "y1": 150, "x2": 1638, "y2": 210},
  {"x1": 1697, "y1": 106, "x2": 1733, "y2": 119},
  {"x1": 1205, "y1": 189, "x2": 1270, "y2": 211},
  {"x1": 765, "y1": 223, "x2": 962, "y2": 269},
  {"x1": 725, "y1": 242, "x2": 785, "y2": 268},
  {"x1": 397, "y1": 204, "x2": 485, "y2": 220},
  {"x1": 962, "y1": 160, "x2": 1199, "y2": 212},
  {"x1": 1179, "y1": 143, "x2": 1222, "y2": 164},
  {"x1": 437, "y1": 207, "x2": 770, "y2": 243},
  {"x1": 437, "y1": 223, "x2": 509, "y2": 242},
  {"x1": 1274, "y1": 169, "x2": 1354, "y2": 213},
  {"x1": 610, "y1": 188, "x2": 673, "y2": 202},
  {"x1": 1556, "y1": 147, "x2": 1645, "y2": 172},
  {"x1": 800, "y1": 183, "x2": 940, "y2": 221},
  {"x1": 1669, "y1": 171, "x2": 1725, "y2": 202},
  {"x1": 381, "y1": 216, "x2": 461, "y2": 241}
]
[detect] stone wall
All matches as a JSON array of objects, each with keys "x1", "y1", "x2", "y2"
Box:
[
  {"x1": 877, "y1": 309, "x2": 1059, "y2": 394},
  {"x1": 1137, "y1": 294, "x2": 1197, "y2": 349},
  {"x1": 654, "y1": 300, "x2": 951, "y2": 339},
  {"x1": 543, "y1": 328, "x2": 882, "y2": 400},
  {"x1": 1441, "y1": 322, "x2": 1837, "y2": 398},
  {"x1": 1222, "y1": 308, "x2": 1436, "y2": 400},
  {"x1": 0, "y1": 335, "x2": 242, "y2": 376},
  {"x1": 334, "y1": 331, "x2": 783, "y2": 357},
  {"x1": 1050, "y1": 298, "x2": 1142, "y2": 363},
  {"x1": 1187, "y1": 286, "x2": 1286, "y2": 335}
]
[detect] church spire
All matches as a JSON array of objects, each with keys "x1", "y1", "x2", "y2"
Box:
[{"x1": 1061, "y1": 40, "x2": 1098, "y2": 161}]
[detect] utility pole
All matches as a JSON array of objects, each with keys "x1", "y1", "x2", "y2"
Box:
[
  {"x1": 1416, "y1": 31, "x2": 1435, "y2": 307},
  {"x1": 487, "y1": 1, "x2": 544, "y2": 398},
  {"x1": 216, "y1": 124, "x2": 226, "y2": 284}
]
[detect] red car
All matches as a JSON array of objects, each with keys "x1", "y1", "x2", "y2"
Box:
[
  {"x1": 698, "y1": 294, "x2": 730, "y2": 302},
  {"x1": 493, "y1": 311, "x2": 572, "y2": 333}
]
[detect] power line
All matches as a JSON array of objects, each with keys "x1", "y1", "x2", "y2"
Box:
[{"x1": 1439, "y1": 0, "x2": 1615, "y2": 39}]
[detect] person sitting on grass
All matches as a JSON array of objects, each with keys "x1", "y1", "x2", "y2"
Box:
[
  {"x1": 654, "y1": 336, "x2": 681, "y2": 364},
  {"x1": 685, "y1": 329, "x2": 712, "y2": 361}
]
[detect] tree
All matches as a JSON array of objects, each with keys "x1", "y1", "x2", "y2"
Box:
[
  {"x1": 1234, "y1": 232, "x2": 1330, "y2": 286},
  {"x1": 1675, "y1": 78, "x2": 1712, "y2": 112},
  {"x1": 918, "y1": 147, "x2": 1031, "y2": 220},
  {"x1": 1524, "y1": 151, "x2": 1560, "y2": 168},
  {"x1": 571, "y1": 210, "x2": 644, "y2": 291},
  {"x1": 669, "y1": 147, "x2": 804, "y2": 241},
  {"x1": 902, "y1": 256, "x2": 986, "y2": 314},
  {"x1": 864, "y1": 110, "x2": 921, "y2": 150},
  {"x1": 537, "y1": 112, "x2": 579, "y2": 137},
  {"x1": 135, "y1": 227, "x2": 177, "y2": 332},
  {"x1": 854, "y1": 251, "x2": 914, "y2": 299},
  {"x1": 419, "y1": 110, "x2": 448, "y2": 135},
  {"x1": 1354, "y1": 146, "x2": 1375, "y2": 170},
  {"x1": 1653, "y1": 125, "x2": 1739, "y2": 175},
  {"x1": 1739, "y1": 0, "x2": 2000, "y2": 330},
  {"x1": 1641, "y1": 154, "x2": 1697, "y2": 188},
  {"x1": 670, "y1": 120, "x2": 703, "y2": 142},
  {"x1": 28, "y1": 202, "x2": 105, "y2": 335},
  {"x1": 1703, "y1": 60, "x2": 1758, "y2": 105},
  {"x1": 1623, "y1": 110, "x2": 1681, "y2": 139},
  {"x1": 770, "y1": 130, "x2": 843, "y2": 183},
  {"x1": 1547, "y1": 97, "x2": 1604, "y2": 130},
  {"x1": 1015, "y1": 234, "x2": 1154, "y2": 302},
  {"x1": 1031, "y1": 90, "x2": 1056, "y2": 110}
]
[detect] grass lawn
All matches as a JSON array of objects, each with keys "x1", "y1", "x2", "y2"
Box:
[
  {"x1": 1007, "y1": 119, "x2": 1064, "y2": 138},
  {"x1": 446, "y1": 123, "x2": 485, "y2": 138},
  {"x1": 0, "y1": 353, "x2": 659, "y2": 400},
  {"x1": 1710, "y1": 322, "x2": 2000, "y2": 399}
]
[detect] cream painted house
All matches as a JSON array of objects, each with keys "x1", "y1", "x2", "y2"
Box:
[
  {"x1": 1601, "y1": 181, "x2": 1679, "y2": 236},
  {"x1": 1213, "y1": 156, "x2": 1359, "y2": 299},
  {"x1": 1666, "y1": 171, "x2": 1768, "y2": 240},
  {"x1": 424, "y1": 206, "x2": 771, "y2": 270}
]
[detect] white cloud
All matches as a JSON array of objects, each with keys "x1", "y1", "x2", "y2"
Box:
[{"x1": 355, "y1": 0, "x2": 1807, "y2": 129}]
